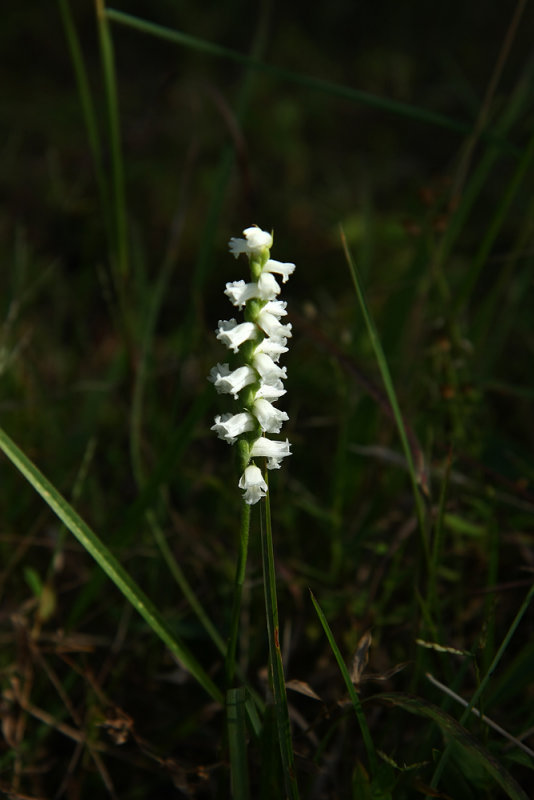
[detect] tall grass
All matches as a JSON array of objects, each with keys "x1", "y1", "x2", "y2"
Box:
[{"x1": 1, "y1": 1, "x2": 533, "y2": 797}]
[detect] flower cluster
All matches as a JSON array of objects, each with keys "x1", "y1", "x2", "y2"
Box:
[{"x1": 209, "y1": 226, "x2": 295, "y2": 504}]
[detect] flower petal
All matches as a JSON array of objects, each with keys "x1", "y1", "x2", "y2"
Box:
[
  {"x1": 263, "y1": 258, "x2": 295, "y2": 283},
  {"x1": 238, "y1": 464, "x2": 268, "y2": 504},
  {"x1": 255, "y1": 381, "x2": 286, "y2": 401},
  {"x1": 250, "y1": 437, "x2": 291, "y2": 469},
  {"x1": 252, "y1": 398, "x2": 289, "y2": 433},
  {"x1": 228, "y1": 226, "x2": 273, "y2": 259},
  {"x1": 254, "y1": 337, "x2": 288, "y2": 362},
  {"x1": 216, "y1": 319, "x2": 257, "y2": 353},
  {"x1": 211, "y1": 412, "x2": 255, "y2": 444},
  {"x1": 256, "y1": 309, "x2": 292, "y2": 341},
  {"x1": 208, "y1": 363, "x2": 257, "y2": 399},
  {"x1": 252, "y1": 352, "x2": 287, "y2": 383}
]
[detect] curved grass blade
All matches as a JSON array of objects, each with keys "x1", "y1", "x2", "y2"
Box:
[
  {"x1": 376, "y1": 693, "x2": 529, "y2": 800},
  {"x1": 0, "y1": 426, "x2": 223, "y2": 705},
  {"x1": 310, "y1": 590, "x2": 378, "y2": 776},
  {"x1": 340, "y1": 229, "x2": 429, "y2": 561},
  {"x1": 104, "y1": 8, "x2": 477, "y2": 137}
]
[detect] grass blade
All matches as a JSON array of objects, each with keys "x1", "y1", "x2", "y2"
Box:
[
  {"x1": 261, "y1": 490, "x2": 300, "y2": 799},
  {"x1": 340, "y1": 229, "x2": 428, "y2": 560},
  {"x1": 57, "y1": 0, "x2": 111, "y2": 237},
  {"x1": 95, "y1": 0, "x2": 128, "y2": 280},
  {"x1": 378, "y1": 692, "x2": 529, "y2": 800},
  {"x1": 310, "y1": 590, "x2": 378, "y2": 776},
  {"x1": 0, "y1": 425, "x2": 223, "y2": 705},
  {"x1": 104, "y1": 8, "x2": 481, "y2": 137},
  {"x1": 227, "y1": 687, "x2": 250, "y2": 800}
]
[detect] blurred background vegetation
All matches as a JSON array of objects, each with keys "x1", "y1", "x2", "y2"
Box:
[{"x1": 1, "y1": 1, "x2": 534, "y2": 798}]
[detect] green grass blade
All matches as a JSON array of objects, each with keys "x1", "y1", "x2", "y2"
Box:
[
  {"x1": 95, "y1": 0, "x2": 128, "y2": 280},
  {"x1": 57, "y1": 0, "x2": 111, "y2": 236},
  {"x1": 227, "y1": 687, "x2": 250, "y2": 800},
  {"x1": 310, "y1": 590, "x2": 378, "y2": 775},
  {"x1": 378, "y1": 693, "x2": 529, "y2": 800},
  {"x1": 261, "y1": 491, "x2": 300, "y2": 799},
  {"x1": 104, "y1": 8, "x2": 480, "y2": 137},
  {"x1": 226, "y1": 500, "x2": 251, "y2": 687},
  {"x1": 0, "y1": 425, "x2": 223, "y2": 705},
  {"x1": 431, "y1": 580, "x2": 534, "y2": 790},
  {"x1": 340, "y1": 229, "x2": 428, "y2": 560},
  {"x1": 453, "y1": 128, "x2": 534, "y2": 313}
]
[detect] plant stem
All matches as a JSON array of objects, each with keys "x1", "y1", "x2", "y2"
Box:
[
  {"x1": 261, "y1": 485, "x2": 300, "y2": 799},
  {"x1": 225, "y1": 500, "x2": 251, "y2": 687}
]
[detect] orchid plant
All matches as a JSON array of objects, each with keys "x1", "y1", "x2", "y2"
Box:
[{"x1": 209, "y1": 226, "x2": 295, "y2": 503}]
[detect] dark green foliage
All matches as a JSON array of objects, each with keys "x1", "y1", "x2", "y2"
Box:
[{"x1": 1, "y1": 1, "x2": 533, "y2": 797}]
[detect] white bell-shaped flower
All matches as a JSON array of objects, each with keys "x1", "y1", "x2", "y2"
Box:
[
  {"x1": 208, "y1": 363, "x2": 257, "y2": 399},
  {"x1": 252, "y1": 398, "x2": 289, "y2": 433},
  {"x1": 211, "y1": 412, "x2": 255, "y2": 444},
  {"x1": 229, "y1": 226, "x2": 273, "y2": 258},
  {"x1": 224, "y1": 272, "x2": 280, "y2": 309},
  {"x1": 252, "y1": 351, "x2": 287, "y2": 383},
  {"x1": 239, "y1": 464, "x2": 268, "y2": 504},
  {"x1": 253, "y1": 337, "x2": 288, "y2": 362},
  {"x1": 250, "y1": 437, "x2": 291, "y2": 469},
  {"x1": 256, "y1": 308, "x2": 292, "y2": 341},
  {"x1": 255, "y1": 381, "x2": 286, "y2": 401},
  {"x1": 263, "y1": 258, "x2": 296, "y2": 283},
  {"x1": 216, "y1": 319, "x2": 257, "y2": 353}
]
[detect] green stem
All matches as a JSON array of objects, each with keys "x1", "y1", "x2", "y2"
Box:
[
  {"x1": 225, "y1": 499, "x2": 251, "y2": 687},
  {"x1": 261, "y1": 484, "x2": 300, "y2": 799}
]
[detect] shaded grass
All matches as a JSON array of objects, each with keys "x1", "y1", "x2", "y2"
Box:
[{"x1": 1, "y1": 1, "x2": 534, "y2": 798}]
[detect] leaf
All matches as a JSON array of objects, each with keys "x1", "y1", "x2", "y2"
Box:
[
  {"x1": 0, "y1": 426, "x2": 223, "y2": 704},
  {"x1": 375, "y1": 692, "x2": 529, "y2": 800}
]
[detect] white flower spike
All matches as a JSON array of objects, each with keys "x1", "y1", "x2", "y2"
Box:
[{"x1": 209, "y1": 225, "x2": 295, "y2": 503}]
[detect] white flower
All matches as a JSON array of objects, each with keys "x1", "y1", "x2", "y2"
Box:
[
  {"x1": 250, "y1": 437, "x2": 291, "y2": 469},
  {"x1": 216, "y1": 319, "x2": 257, "y2": 353},
  {"x1": 256, "y1": 308, "x2": 292, "y2": 341},
  {"x1": 252, "y1": 398, "x2": 289, "y2": 433},
  {"x1": 224, "y1": 272, "x2": 280, "y2": 309},
  {"x1": 224, "y1": 280, "x2": 257, "y2": 308},
  {"x1": 229, "y1": 226, "x2": 273, "y2": 258},
  {"x1": 255, "y1": 381, "x2": 286, "y2": 401},
  {"x1": 254, "y1": 338, "x2": 288, "y2": 362},
  {"x1": 258, "y1": 271, "x2": 281, "y2": 299},
  {"x1": 211, "y1": 412, "x2": 255, "y2": 444},
  {"x1": 239, "y1": 464, "x2": 268, "y2": 504},
  {"x1": 263, "y1": 258, "x2": 296, "y2": 283},
  {"x1": 252, "y1": 351, "x2": 287, "y2": 383},
  {"x1": 208, "y1": 363, "x2": 257, "y2": 398},
  {"x1": 262, "y1": 299, "x2": 287, "y2": 318}
]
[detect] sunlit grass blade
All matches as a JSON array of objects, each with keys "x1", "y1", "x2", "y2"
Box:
[
  {"x1": 104, "y1": 8, "x2": 482, "y2": 137},
  {"x1": 310, "y1": 590, "x2": 378, "y2": 776},
  {"x1": 227, "y1": 687, "x2": 250, "y2": 800},
  {"x1": 0, "y1": 425, "x2": 223, "y2": 705},
  {"x1": 261, "y1": 491, "x2": 300, "y2": 800},
  {"x1": 340, "y1": 228, "x2": 428, "y2": 561}
]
